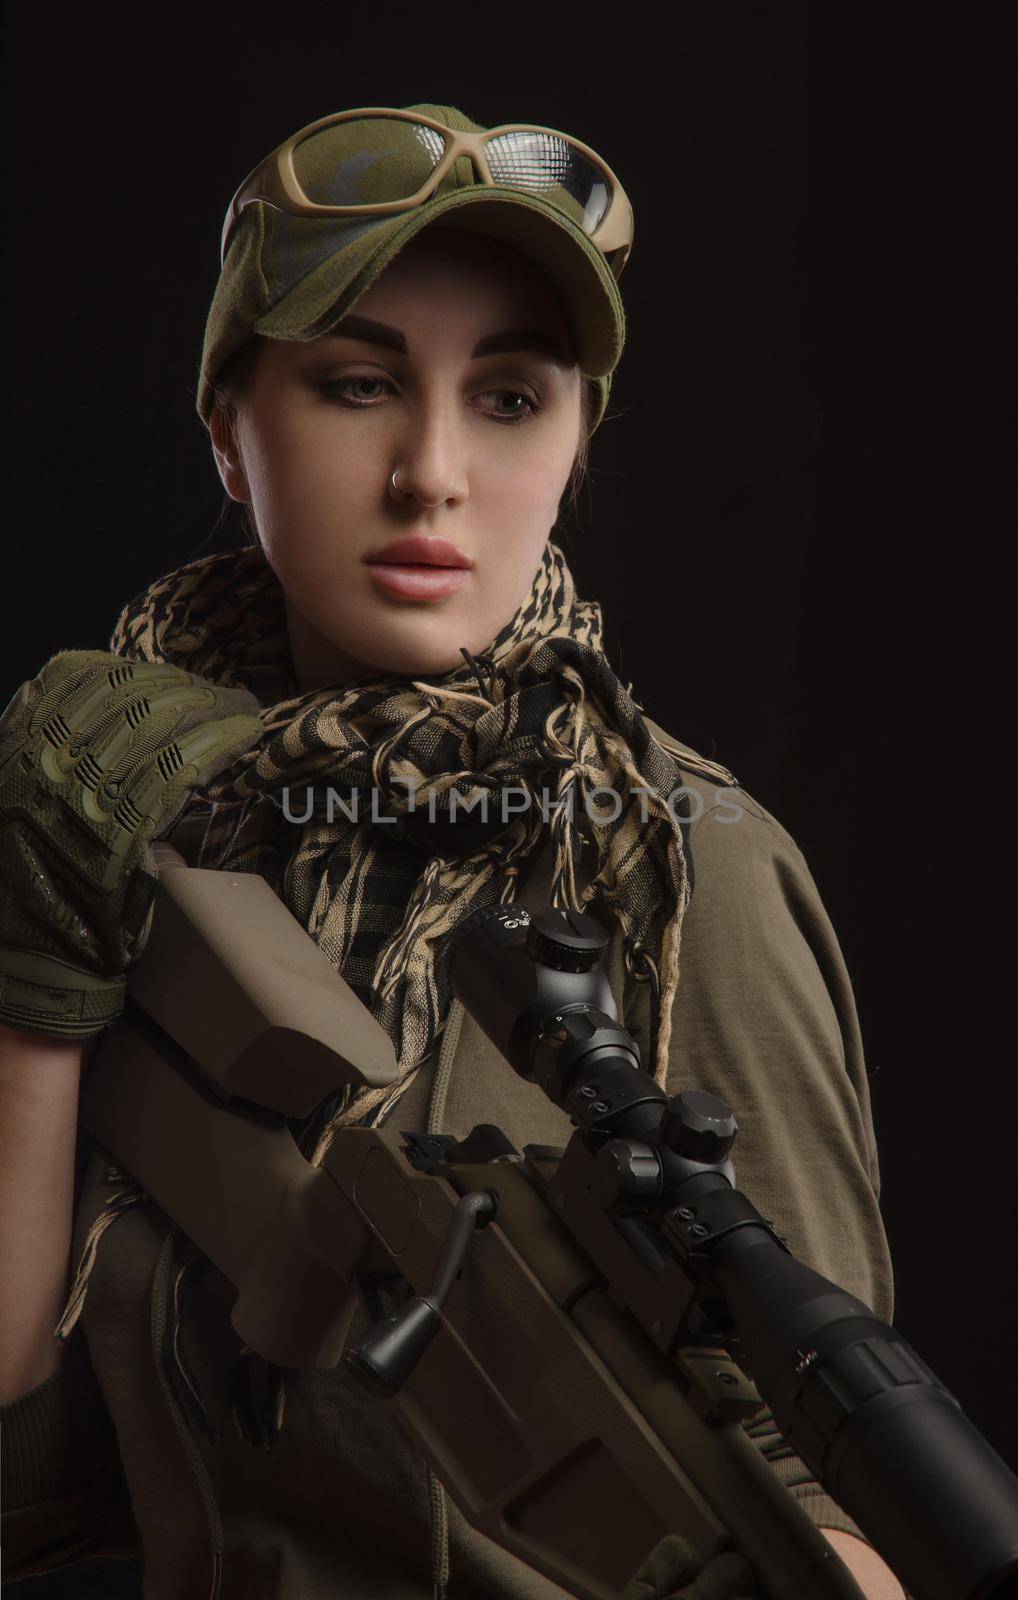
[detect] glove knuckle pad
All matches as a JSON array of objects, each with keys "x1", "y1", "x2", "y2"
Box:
[{"x1": 0, "y1": 653, "x2": 261, "y2": 1040}]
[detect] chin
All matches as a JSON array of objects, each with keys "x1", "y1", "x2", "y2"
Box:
[
  {"x1": 352, "y1": 605, "x2": 505, "y2": 682},
  {"x1": 373, "y1": 639, "x2": 477, "y2": 680}
]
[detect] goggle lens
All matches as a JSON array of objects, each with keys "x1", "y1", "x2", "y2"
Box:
[
  {"x1": 293, "y1": 119, "x2": 447, "y2": 205},
  {"x1": 484, "y1": 131, "x2": 611, "y2": 235},
  {"x1": 288, "y1": 118, "x2": 611, "y2": 238}
]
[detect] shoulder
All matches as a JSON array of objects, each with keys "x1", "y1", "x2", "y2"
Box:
[
  {"x1": 643, "y1": 718, "x2": 864, "y2": 1083},
  {"x1": 641, "y1": 714, "x2": 808, "y2": 891}
]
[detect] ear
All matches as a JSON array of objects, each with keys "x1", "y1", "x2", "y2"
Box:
[{"x1": 208, "y1": 404, "x2": 252, "y2": 503}]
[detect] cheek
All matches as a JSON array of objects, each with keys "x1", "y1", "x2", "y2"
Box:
[
  {"x1": 482, "y1": 439, "x2": 575, "y2": 540},
  {"x1": 495, "y1": 428, "x2": 575, "y2": 489},
  {"x1": 472, "y1": 449, "x2": 569, "y2": 612},
  {"x1": 254, "y1": 422, "x2": 353, "y2": 501},
  {"x1": 244, "y1": 409, "x2": 375, "y2": 556}
]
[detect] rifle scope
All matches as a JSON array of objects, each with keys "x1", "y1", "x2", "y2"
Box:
[{"x1": 447, "y1": 902, "x2": 1018, "y2": 1600}]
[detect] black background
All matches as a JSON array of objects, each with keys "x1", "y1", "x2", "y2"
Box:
[{"x1": 5, "y1": 3, "x2": 1015, "y2": 1594}]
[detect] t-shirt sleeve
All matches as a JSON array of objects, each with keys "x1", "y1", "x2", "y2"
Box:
[
  {"x1": 662, "y1": 780, "x2": 894, "y2": 1542},
  {"x1": 0, "y1": 1327, "x2": 140, "y2": 1578}
]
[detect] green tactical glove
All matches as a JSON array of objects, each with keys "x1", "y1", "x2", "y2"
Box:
[
  {"x1": 0, "y1": 649, "x2": 263, "y2": 1040},
  {"x1": 620, "y1": 1535, "x2": 757, "y2": 1599}
]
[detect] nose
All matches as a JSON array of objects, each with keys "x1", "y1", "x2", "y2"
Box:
[{"x1": 388, "y1": 400, "x2": 469, "y2": 511}]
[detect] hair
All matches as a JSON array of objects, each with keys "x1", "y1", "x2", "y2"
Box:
[{"x1": 209, "y1": 336, "x2": 599, "y2": 549}]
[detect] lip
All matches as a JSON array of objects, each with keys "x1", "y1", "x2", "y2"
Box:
[
  {"x1": 365, "y1": 534, "x2": 472, "y2": 568},
  {"x1": 364, "y1": 532, "x2": 473, "y2": 602},
  {"x1": 366, "y1": 564, "x2": 471, "y2": 601}
]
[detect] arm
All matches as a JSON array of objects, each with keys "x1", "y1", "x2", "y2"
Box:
[
  {"x1": 0, "y1": 652, "x2": 261, "y2": 1574},
  {"x1": 666, "y1": 788, "x2": 891, "y2": 1318},
  {"x1": 662, "y1": 781, "x2": 894, "y2": 1547},
  {"x1": 0, "y1": 1023, "x2": 82, "y2": 1401},
  {"x1": 0, "y1": 1025, "x2": 139, "y2": 1576}
]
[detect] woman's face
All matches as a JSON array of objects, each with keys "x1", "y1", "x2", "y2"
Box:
[{"x1": 211, "y1": 227, "x2": 584, "y2": 690}]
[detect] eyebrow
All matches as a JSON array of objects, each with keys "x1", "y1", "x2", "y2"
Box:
[{"x1": 325, "y1": 314, "x2": 571, "y2": 363}]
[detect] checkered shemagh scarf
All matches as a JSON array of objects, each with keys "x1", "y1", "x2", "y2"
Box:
[{"x1": 110, "y1": 539, "x2": 735, "y2": 1164}]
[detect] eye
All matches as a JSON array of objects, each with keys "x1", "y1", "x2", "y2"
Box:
[
  {"x1": 477, "y1": 388, "x2": 542, "y2": 426},
  {"x1": 320, "y1": 375, "x2": 393, "y2": 406},
  {"x1": 319, "y1": 375, "x2": 542, "y2": 425}
]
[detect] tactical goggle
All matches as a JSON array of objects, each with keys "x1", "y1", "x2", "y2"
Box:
[{"x1": 220, "y1": 107, "x2": 634, "y2": 280}]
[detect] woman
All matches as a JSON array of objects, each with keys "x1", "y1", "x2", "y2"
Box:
[{"x1": 0, "y1": 104, "x2": 900, "y2": 1598}]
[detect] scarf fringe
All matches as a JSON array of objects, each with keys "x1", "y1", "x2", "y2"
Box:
[
  {"x1": 164, "y1": 1245, "x2": 220, "y2": 1448},
  {"x1": 55, "y1": 1168, "x2": 149, "y2": 1339},
  {"x1": 307, "y1": 831, "x2": 533, "y2": 1167}
]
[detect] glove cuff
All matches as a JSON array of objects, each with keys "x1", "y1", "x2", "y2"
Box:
[{"x1": 0, "y1": 948, "x2": 125, "y2": 1040}]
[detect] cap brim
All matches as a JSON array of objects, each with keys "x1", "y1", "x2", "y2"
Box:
[{"x1": 253, "y1": 185, "x2": 624, "y2": 378}]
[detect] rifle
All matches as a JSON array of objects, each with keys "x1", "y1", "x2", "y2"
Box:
[{"x1": 79, "y1": 845, "x2": 1018, "y2": 1600}]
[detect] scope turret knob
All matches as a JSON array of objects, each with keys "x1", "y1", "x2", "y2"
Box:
[
  {"x1": 590, "y1": 1139, "x2": 663, "y2": 1212},
  {"x1": 658, "y1": 1090, "x2": 738, "y2": 1163},
  {"x1": 525, "y1": 909, "x2": 609, "y2": 973}
]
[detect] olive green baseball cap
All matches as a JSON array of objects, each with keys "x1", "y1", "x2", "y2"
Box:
[{"x1": 197, "y1": 103, "x2": 627, "y2": 433}]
